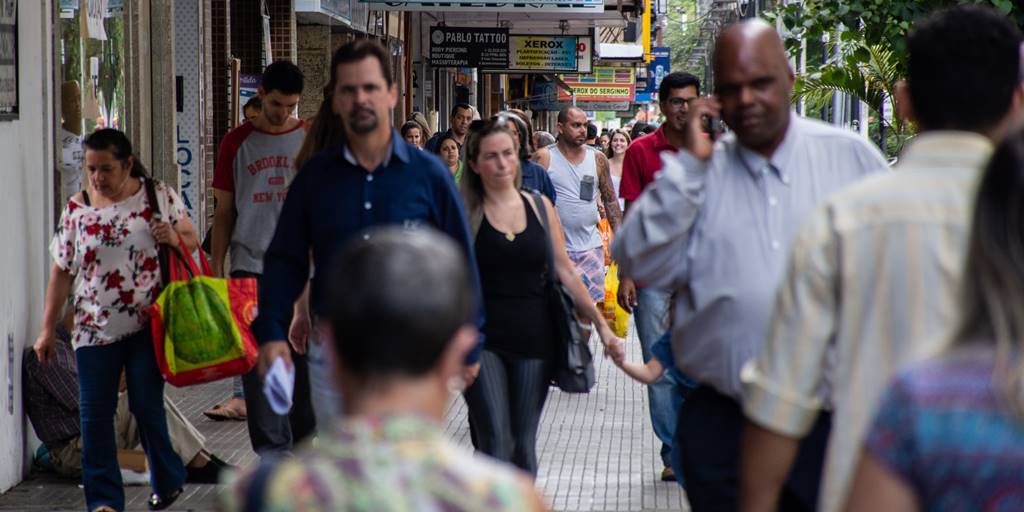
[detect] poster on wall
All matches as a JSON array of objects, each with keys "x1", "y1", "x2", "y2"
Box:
[
  {"x1": 0, "y1": 0, "x2": 16, "y2": 119},
  {"x1": 238, "y1": 74, "x2": 260, "y2": 123}
]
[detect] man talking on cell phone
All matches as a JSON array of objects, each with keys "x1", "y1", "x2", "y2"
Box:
[{"x1": 612, "y1": 19, "x2": 887, "y2": 511}]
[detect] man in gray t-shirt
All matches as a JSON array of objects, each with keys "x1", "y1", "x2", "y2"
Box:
[
  {"x1": 536, "y1": 106, "x2": 622, "y2": 303},
  {"x1": 211, "y1": 60, "x2": 313, "y2": 455}
]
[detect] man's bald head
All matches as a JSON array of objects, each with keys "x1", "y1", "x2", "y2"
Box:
[
  {"x1": 713, "y1": 20, "x2": 790, "y2": 79},
  {"x1": 712, "y1": 19, "x2": 795, "y2": 157},
  {"x1": 557, "y1": 106, "x2": 586, "y2": 124},
  {"x1": 557, "y1": 106, "x2": 589, "y2": 148}
]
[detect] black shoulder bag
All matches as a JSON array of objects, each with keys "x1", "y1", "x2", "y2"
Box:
[
  {"x1": 529, "y1": 191, "x2": 596, "y2": 393},
  {"x1": 142, "y1": 178, "x2": 172, "y2": 286}
]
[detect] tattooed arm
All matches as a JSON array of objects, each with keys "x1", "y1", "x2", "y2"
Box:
[{"x1": 596, "y1": 152, "x2": 623, "y2": 232}]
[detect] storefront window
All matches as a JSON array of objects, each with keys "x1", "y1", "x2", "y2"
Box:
[{"x1": 56, "y1": 0, "x2": 128, "y2": 199}]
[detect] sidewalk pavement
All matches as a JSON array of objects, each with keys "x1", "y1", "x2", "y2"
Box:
[{"x1": 0, "y1": 324, "x2": 689, "y2": 511}]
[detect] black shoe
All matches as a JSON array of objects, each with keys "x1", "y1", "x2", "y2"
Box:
[
  {"x1": 147, "y1": 488, "x2": 183, "y2": 511},
  {"x1": 186, "y1": 462, "x2": 221, "y2": 484},
  {"x1": 208, "y1": 454, "x2": 232, "y2": 469}
]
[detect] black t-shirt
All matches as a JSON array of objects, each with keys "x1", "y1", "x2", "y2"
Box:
[{"x1": 474, "y1": 195, "x2": 554, "y2": 359}]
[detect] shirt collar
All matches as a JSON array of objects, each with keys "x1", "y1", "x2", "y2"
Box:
[
  {"x1": 735, "y1": 113, "x2": 799, "y2": 184},
  {"x1": 897, "y1": 131, "x2": 993, "y2": 171},
  {"x1": 341, "y1": 130, "x2": 410, "y2": 169},
  {"x1": 650, "y1": 125, "x2": 674, "y2": 151}
]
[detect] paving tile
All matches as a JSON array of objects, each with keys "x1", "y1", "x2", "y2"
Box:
[{"x1": 0, "y1": 323, "x2": 690, "y2": 511}]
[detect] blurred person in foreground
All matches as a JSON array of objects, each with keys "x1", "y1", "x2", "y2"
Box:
[
  {"x1": 612, "y1": 19, "x2": 886, "y2": 511},
  {"x1": 847, "y1": 120, "x2": 1024, "y2": 512},
  {"x1": 739, "y1": 7, "x2": 1024, "y2": 512},
  {"x1": 222, "y1": 228, "x2": 546, "y2": 512}
]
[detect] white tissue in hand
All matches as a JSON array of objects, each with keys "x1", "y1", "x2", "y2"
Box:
[{"x1": 262, "y1": 357, "x2": 295, "y2": 415}]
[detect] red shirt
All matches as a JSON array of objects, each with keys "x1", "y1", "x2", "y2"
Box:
[{"x1": 619, "y1": 126, "x2": 678, "y2": 201}]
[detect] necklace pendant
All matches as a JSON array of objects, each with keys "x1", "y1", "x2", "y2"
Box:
[{"x1": 505, "y1": 232, "x2": 516, "y2": 242}]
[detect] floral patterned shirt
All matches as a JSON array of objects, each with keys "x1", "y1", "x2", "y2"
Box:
[
  {"x1": 50, "y1": 180, "x2": 186, "y2": 349},
  {"x1": 221, "y1": 414, "x2": 534, "y2": 512}
]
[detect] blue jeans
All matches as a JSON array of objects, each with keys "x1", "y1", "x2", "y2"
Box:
[
  {"x1": 634, "y1": 287, "x2": 675, "y2": 467},
  {"x1": 76, "y1": 329, "x2": 186, "y2": 511}
]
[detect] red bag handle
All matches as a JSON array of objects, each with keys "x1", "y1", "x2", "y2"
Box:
[{"x1": 167, "y1": 239, "x2": 213, "y2": 282}]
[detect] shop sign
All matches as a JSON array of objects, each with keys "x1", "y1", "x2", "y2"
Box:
[
  {"x1": 429, "y1": 27, "x2": 509, "y2": 68},
  {"x1": 0, "y1": 0, "x2": 16, "y2": 120},
  {"x1": 361, "y1": 0, "x2": 603, "y2": 14},
  {"x1": 558, "y1": 67, "x2": 635, "y2": 102},
  {"x1": 174, "y1": 0, "x2": 204, "y2": 228},
  {"x1": 507, "y1": 35, "x2": 578, "y2": 73}
]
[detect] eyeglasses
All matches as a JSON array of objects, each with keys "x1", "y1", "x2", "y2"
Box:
[{"x1": 663, "y1": 97, "x2": 696, "y2": 108}]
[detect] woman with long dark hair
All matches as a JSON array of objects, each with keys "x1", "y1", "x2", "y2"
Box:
[
  {"x1": 460, "y1": 118, "x2": 622, "y2": 475},
  {"x1": 34, "y1": 129, "x2": 198, "y2": 512}
]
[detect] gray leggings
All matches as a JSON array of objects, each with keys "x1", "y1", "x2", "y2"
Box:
[{"x1": 463, "y1": 349, "x2": 551, "y2": 475}]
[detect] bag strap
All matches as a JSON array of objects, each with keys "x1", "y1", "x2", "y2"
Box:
[
  {"x1": 81, "y1": 190, "x2": 91, "y2": 207},
  {"x1": 529, "y1": 190, "x2": 557, "y2": 285},
  {"x1": 143, "y1": 178, "x2": 171, "y2": 286}
]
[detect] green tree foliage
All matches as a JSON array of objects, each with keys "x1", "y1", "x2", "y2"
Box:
[
  {"x1": 768, "y1": 0, "x2": 1022, "y2": 156},
  {"x1": 661, "y1": 0, "x2": 704, "y2": 79},
  {"x1": 771, "y1": 0, "x2": 1022, "y2": 76}
]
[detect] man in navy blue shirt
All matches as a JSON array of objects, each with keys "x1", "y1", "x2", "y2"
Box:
[{"x1": 253, "y1": 39, "x2": 484, "y2": 426}]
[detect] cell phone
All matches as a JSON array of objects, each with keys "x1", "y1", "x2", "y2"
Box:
[{"x1": 703, "y1": 116, "x2": 722, "y2": 141}]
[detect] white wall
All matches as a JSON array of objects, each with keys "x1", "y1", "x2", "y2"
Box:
[{"x1": 0, "y1": 0, "x2": 54, "y2": 492}]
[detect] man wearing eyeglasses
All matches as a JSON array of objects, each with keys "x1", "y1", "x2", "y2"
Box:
[{"x1": 616, "y1": 71, "x2": 701, "y2": 483}]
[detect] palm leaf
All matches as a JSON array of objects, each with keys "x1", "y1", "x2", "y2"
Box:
[{"x1": 793, "y1": 42, "x2": 901, "y2": 129}]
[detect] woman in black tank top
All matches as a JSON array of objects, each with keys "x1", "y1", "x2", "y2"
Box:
[{"x1": 459, "y1": 119, "x2": 624, "y2": 475}]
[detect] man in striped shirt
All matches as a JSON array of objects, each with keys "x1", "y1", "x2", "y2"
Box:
[{"x1": 738, "y1": 7, "x2": 1024, "y2": 512}]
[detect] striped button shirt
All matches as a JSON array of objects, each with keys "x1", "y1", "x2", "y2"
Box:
[
  {"x1": 740, "y1": 132, "x2": 994, "y2": 512},
  {"x1": 613, "y1": 114, "x2": 886, "y2": 398}
]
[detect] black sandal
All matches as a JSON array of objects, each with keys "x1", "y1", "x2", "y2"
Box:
[{"x1": 147, "y1": 488, "x2": 183, "y2": 511}]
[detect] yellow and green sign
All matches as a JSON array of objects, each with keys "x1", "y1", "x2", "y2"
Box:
[
  {"x1": 558, "y1": 67, "x2": 636, "y2": 102},
  {"x1": 509, "y1": 35, "x2": 579, "y2": 73}
]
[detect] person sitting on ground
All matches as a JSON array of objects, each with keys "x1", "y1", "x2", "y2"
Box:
[
  {"x1": 25, "y1": 309, "x2": 231, "y2": 485},
  {"x1": 221, "y1": 227, "x2": 547, "y2": 511}
]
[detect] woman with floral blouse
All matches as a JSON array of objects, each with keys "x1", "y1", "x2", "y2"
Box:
[{"x1": 33, "y1": 129, "x2": 198, "y2": 512}]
